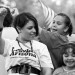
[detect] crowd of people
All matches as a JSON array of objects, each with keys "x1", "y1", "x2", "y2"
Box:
[{"x1": 0, "y1": 0, "x2": 75, "y2": 75}]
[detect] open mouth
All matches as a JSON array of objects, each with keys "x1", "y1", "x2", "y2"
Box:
[
  {"x1": 51, "y1": 28, "x2": 57, "y2": 32},
  {"x1": 65, "y1": 60, "x2": 75, "y2": 65},
  {"x1": 30, "y1": 34, "x2": 36, "y2": 37}
]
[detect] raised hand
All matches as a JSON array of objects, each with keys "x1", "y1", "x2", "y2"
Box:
[{"x1": 0, "y1": 7, "x2": 7, "y2": 29}]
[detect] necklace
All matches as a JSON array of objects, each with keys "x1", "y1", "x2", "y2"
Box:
[{"x1": 16, "y1": 38, "x2": 33, "y2": 51}]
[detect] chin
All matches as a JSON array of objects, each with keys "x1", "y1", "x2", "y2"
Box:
[
  {"x1": 29, "y1": 38, "x2": 34, "y2": 41},
  {"x1": 67, "y1": 64, "x2": 75, "y2": 68}
]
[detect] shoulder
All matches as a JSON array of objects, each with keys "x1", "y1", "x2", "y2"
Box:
[
  {"x1": 4, "y1": 38, "x2": 17, "y2": 46},
  {"x1": 32, "y1": 40, "x2": 49, "y2": 51},
  {"x1": 53, "y1": 67, "x2": 64, "y2": 75},
  {"x1": 2, "y1": 27, "x2": 16, "y2": 31},
  {"x1": 2, "y1": 27, "x2": 18, "y2": 40},
  {"x1": 32, "y1": 40, "x2": 47, "y2": 47}
]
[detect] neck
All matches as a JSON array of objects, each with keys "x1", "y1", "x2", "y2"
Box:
[
  {"x1": 64, "y1": 66, "x2": 75, "y2": 71},
  {"x1": 59, "y1": 32, "x2": 67, "y2": 36},
  {"x1": 17, "y1": 36, "x2": 30, "y2": 43}
]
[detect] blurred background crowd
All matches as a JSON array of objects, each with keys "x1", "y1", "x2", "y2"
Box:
[{"x1": 0, "y1": 0, "x2": 75, "y2": 33}]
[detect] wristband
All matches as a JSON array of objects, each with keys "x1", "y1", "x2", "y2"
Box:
[{"x1": 0, "y1": 28, "x2": 3, "y2": 32}]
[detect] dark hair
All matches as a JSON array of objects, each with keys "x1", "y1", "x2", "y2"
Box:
[
  {"x1": 13, "y1": 12, "x2": 39, "y2": 36},
  {"x1": 61, "y1": 42, "x2": 75, "y2": 55},
  {"x1": 3, "y1": 7, "x2": 13, "y2": 27},
  {"x1": 60, "y1": 42, "x2": 75, "y2": 66},
  {"x1": 57, "y1": 13, "x2": 73, "y2": 36}
]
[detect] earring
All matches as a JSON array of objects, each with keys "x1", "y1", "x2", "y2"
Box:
[
  {"x1": 19, "y1": 30, "x2": 21, "y2": 33},
  {"x1": 16, "y1": 27, "x2": 21, "y2": 33}
]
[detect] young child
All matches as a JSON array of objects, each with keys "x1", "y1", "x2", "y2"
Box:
[
  {"x1": 53, "y1": 42, "x2": 75, "y2": 75},
  {"x1": 39, "y1": 13, "x2": 73, "y2": 69}
]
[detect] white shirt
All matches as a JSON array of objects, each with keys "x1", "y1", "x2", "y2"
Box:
[
  {"x1": 2, "y1": 27, "x2": 18, "y2": 40},
  {"x1": 3, "y1": 39, "x2": 54, "y2": 71}
]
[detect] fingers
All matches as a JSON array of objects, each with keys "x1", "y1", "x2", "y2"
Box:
[{"x1": 0, "y1": 8, "x2": 7, "y2": 17}]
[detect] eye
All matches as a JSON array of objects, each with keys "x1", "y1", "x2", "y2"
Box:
[
  {"x1": 72, "y1": 54, "x2": 75, "y2": 57},
  {"x1": 57, "y1": 21, "x2": 62, "y2": 25},
  {"x1": 64, "y1": 54, "x2": 68, "y2": 57},
  {"x1": 52, "y1": 20, "x2": 55, "y2": 24},
  {"x1": 27, "y1": 26, "x2": 34, "y2": 30}
]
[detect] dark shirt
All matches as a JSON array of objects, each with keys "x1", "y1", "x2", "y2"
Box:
[{"x1": 39, "y1": 29, "x2": 69, "y2": 69}]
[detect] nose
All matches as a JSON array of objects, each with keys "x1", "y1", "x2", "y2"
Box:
[
  {"x1": 53, "y1": 23, "x2": 57, "y2": 27},
  {"x1": 32, "y1": 28, "x2": 36, "y2": 33},
  {"x1": 52, "y1": 22, "x2": 57, "y2": 28},
  {"x1": 67, "y1": 55, "x2": 73, "y2": 60}
]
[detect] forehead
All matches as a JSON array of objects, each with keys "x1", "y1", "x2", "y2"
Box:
[
  {"x1": 54, "y1": 15, "x2": 65, "y2": 22},
  {"x1": 24, "y1": 21, "x2": 34, "y2": 28},
  {"x1": 66, "y1": 48, "x2": 73, "y2": 54}
]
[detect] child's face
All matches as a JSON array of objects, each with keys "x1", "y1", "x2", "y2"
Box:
[
  {"x1": 51, "y1": 15, "x2": 68, "y2": 35},
  {"x1": 63, "y1": 48, "x2": 75, "y2": 68}
]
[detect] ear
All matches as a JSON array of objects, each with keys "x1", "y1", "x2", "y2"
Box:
[
  {"x1": 64, "y1": 26, "x2": 69, "y2": 32},
  {"x1": 16, "y1": 26, "x2": 21, "y2": 33}
]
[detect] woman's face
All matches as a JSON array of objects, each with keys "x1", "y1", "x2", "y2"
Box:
[
  {"x1": 19, "y1": 21, "x2": 36, "y2": 41},
  {"x1": 63, "y1": 48, "x2": 75, "y2": 68},
  {"x1": 51, "y1": 15, "x2": 67, "y2": 35}
]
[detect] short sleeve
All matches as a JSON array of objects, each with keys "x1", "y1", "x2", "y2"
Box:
[
  {"x1": 39, "y1": 44, "x2": 54, "y2": 69},
  {"x1": 2, "y1": 27, "x2": 18, "y2": 40}
]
